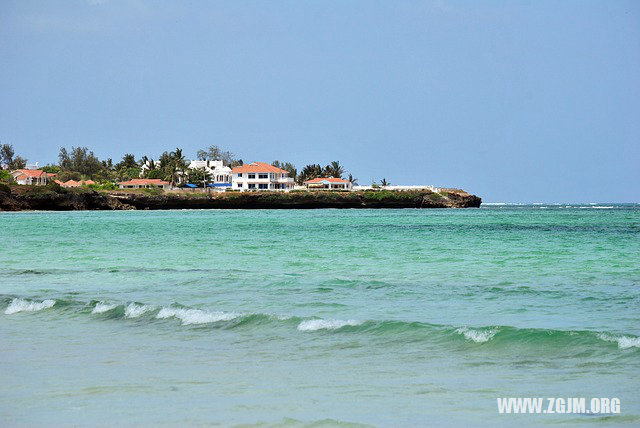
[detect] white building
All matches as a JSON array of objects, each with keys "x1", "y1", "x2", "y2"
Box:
[
  {"x1": 118, "y1": 178, "x2": 171, "y2": 190},
  {"x1": 304, "y1": 177, "x2": 352, "y2": 190},
  {"x1": 231, "y1": 162, "x2": 295, "y2": 191},
  {"x1": 11, "y1": 169, "x2": 49, "y2": 185},
  {"x1": 140, "y1": 159, "x2": 233, "y2": 188},
  {"x1": 186, "y1": 160, "x2": 232, "y2": 188}
]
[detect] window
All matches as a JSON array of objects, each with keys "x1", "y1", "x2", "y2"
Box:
[
  {"x1": 282, "y1": 173, "x2": 285, "y2": 178},
  {"x1": 248, "y1": 173, "x2": 255, "y2": 179},
  {"x1": 258, "y1": 183, "x2": 268, "y2": 189},
  {"x1": 248, "y1": 183, "x2": 256, "y2": 189},
  {"x1": 237, "y1": 183, "x2": 243, "y2": 188},
  {"x1": 258, "y1": 173, "x2": 268, "y2": 179},
  {"x1": 237, "y1": 173, "x2": 242, "y2": 177}
]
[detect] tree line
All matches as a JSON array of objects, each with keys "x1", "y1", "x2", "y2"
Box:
[{"x1": 0, "y1": 142, "x2": 361, "y2": 187}]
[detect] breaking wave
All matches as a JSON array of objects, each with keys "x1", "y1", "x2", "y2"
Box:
[
  {"x1": 455, "y1": 327, "x2": 498, "y2": 343},
  {"x1": 4, "y1": 298, "x2": 56, "y2": 314},
  {"x1": 597, "y1": 333, "x2": 640, "y2": 350},
  {"x1": 156, "y1": 307, "x2": 240, "y2": 325},
  {"x1": 2, "y1": 296, "x2": 638, "y2": 353},
  {"x1": 124, "y1": 303, "x2": 153, "y2": 318},
  {"x1": 92, "y1": 302, "x2": 118, "y2": 314},
  {"x1": 297, "y1": 319, "x2": 362, "y2": 331}
]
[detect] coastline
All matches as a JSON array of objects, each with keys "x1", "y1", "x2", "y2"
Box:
[{"x1": 0, "y1": 185, "x2": 481, "y2": 211}]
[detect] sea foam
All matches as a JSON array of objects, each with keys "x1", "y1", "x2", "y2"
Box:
[
  {"x1": 124, "y1": 303, "x2": 152, "y2": 318},
  {"x1": 4, "y1": 298, "x2": 56, "y2": 314},
  {"x1": 297, "y1": 319, "x2": 362, "y2": 331},
  {"x1": 456, "y1": 327, "x2": 497, "y2": 343},
  {"x1": 92, "y1": 302, "x2": 117, "y2": 314},
  {"x1": 597, "y1": 333, "x2": 640, "y2": 349},
  {"x1": 156, "y1": 307, "x2": 239, "y2": 325}
]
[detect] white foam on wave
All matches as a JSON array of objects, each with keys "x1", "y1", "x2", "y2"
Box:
[
  {"x1": 4, "y1": 298, "x2": 56, "y2": 315},
  {"x1": 591, "y1": 206, "x2": 614, "y2": 209},
  {"x1": 456, "y1": 327, "x2": 497, "y2": 343},
  {"x1": 156, "y1": 307, "x2": 239, "y2": 325},
  {"x1": 297, "y1": 319, "x2": 362, "y2": 331},
  {"x1": 124, "y1": 303, "x2": 152, "y2": 318},
  {"x1": 597, "y1": 333, "x2": 640, "y2": 349},
  {"x1": 92, "y1": 302, "x2": 117, "y2": 314}
]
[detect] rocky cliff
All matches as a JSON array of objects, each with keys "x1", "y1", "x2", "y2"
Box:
[{"x1": 0, "y1": 185, "x2": 481, "y2": 211}]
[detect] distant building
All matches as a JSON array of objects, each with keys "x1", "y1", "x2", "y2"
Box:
[
  {"x1": 11, "y1": 169, "x2": 49, "y2": 186},
  {"x1": 118, "y1": 178, "x2": 171, "y2": 190},
  {"x1": 304, "y1": 177, "x2": 352, "y2": 190},
  {"x1": 140, "y1": 159, "x2": 233, "y2": 188},
  {"x1": 231, "y1": 162, "x2": 295, "y2": 191},
  {"x1": 186, "y1": 160, "x2": 232, "y2": 188}
]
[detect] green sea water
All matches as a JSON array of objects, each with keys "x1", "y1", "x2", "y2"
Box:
[{"x1": 1, "y1": 205, "x2": 639, "y2": 426}]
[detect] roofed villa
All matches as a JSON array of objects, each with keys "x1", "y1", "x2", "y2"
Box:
[
  {"x1": 231, "y1": 162, "x2": 295, "y2": 191},
  {"x1": 118, "y1": 178, "x2": 171, "y2": 190},
  {"x1": 304, "y1": 177, "x2": 352, "y2": 190},
  {"x1": 11, "y1": 169, "x2": 50, "y2": 186}
]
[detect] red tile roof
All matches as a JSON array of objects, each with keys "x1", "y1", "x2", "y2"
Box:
[
  {"x1": 304, "y1": 177, "x2": 350, "y2": 184},
  {"x1": 56, "y1": 179, "x2": 96, "y2": 187},
  {"x1": 119, "y1": 178, "x2": 170, "y2": 186},
  {"x1": 13, "y1": 169, "x2": 47, "y2": 178},
  {"x1": 232, "y1": 162, "x2": 288, "y2": 174}
]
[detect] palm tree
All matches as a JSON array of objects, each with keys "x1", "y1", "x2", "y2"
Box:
[
  {"x1": 348, "y1": 174, "x2": 358, "y2": 186},
  {"x1": 380, "y1": 178, "x2": 389, "y2": 187},
  {"x1": 323, "y1": 161, "x2": 345, "y2": 179},
  {"x1": 298, "y1": 164, "x2": 324, "y2": 185}
]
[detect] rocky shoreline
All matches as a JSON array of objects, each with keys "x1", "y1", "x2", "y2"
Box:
[{"x1": 0, "y1": 185, "x2": 481, "y2": 211}]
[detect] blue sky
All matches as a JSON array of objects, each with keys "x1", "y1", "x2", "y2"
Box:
[{"x1": 1, "y1": 0, "x2": 638, "y2": 202}]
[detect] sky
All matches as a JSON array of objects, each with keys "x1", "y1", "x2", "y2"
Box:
[{"x1": 1, "y1": 0, "x2": 639, "y2": 203}]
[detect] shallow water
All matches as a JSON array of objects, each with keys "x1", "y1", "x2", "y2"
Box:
[{"x1": 1, "y1": 205, "x2": 639, "y2": 426}]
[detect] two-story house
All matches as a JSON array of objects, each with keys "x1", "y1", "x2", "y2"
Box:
[{"x1": 231, "y1": 162, "x2": 295, "y2": 191}]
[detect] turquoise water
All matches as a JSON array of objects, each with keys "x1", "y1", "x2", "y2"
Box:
[{"x1": 1, "y1": 205, "x2": 639, "y2": 426}]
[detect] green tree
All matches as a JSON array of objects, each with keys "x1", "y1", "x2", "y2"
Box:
[
  {"x1": 158, "y1": 148, "x2": 188, "y2": 187},
  {"x1": 323, "y1": 161, "x2": 345, "y2": 179},
  {"x1": 116, "y1": 153, "x2": 137, "y2": 170},
  {"x1": 196, "y1": 145, "x2": 239, "y2": 166},
  {"x1": 147, "y1": 169, "x2": 164, "y2": 179},
  {"x1": 297, "y1": 164, "x2": 324, "y2": 185},
  {"x1": 0, "y1": 143, "x2": 27, "y2": 170},
  {"x1": 58, "y1": 147, "x2": 102, "y2": 177},
  {"x1": 0, "y1": 169, "x2": 13, "y2": 183},
  {"x1": 41, "y1": 165, "x2": 61, "y2": 174},
  {"x1": 187, "y1": 167, "x2": 212, "y2": 186},
  {"x1": 272, "y1": 161, "x2": 297, "y2": 181}
]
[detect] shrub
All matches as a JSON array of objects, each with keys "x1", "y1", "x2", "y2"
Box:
[
  {"x1": 0, "y1": 182, "x2": 11, "y2": 194},
  {"x1": 0, "y1": 169, "x2": 13, "y2": 184},
  {"x1": 143, "y1": 187, "x2": 164, "y2": 196}
]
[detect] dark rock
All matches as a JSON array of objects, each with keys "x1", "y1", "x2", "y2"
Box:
[{"x1": 0, "y1": 187, "x2": 481, "y2": 211}]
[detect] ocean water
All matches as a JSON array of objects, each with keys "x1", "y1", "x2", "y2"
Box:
[{"x1": 1, "y1": 205, "x2": 639, "y2": 426}]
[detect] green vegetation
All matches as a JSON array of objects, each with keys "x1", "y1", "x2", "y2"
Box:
[
  {"x1": 196, "y1": 145, "x2": 242, "y2": 167},
  {"x1": 363, "y1": 190, "x2": 420, "y2": 202},
  {"x1": 271, "y1": 161, "x2": 297, "y2": 181},
  {"x1": 0, "y1": 143, "x2": 27, "y2": 170},
  {"x1": 3, "y1": 141, "x2": 365, "y2": 190},
  {"x1": 0, "y1": 169, "x2": 13, "y2": 184},
  {"x1": 296, "y1": 160, "x2": 353, "y2": 185},
  {"x1": 58, "y1": 147, "x2": 103, "y2": 177}
]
